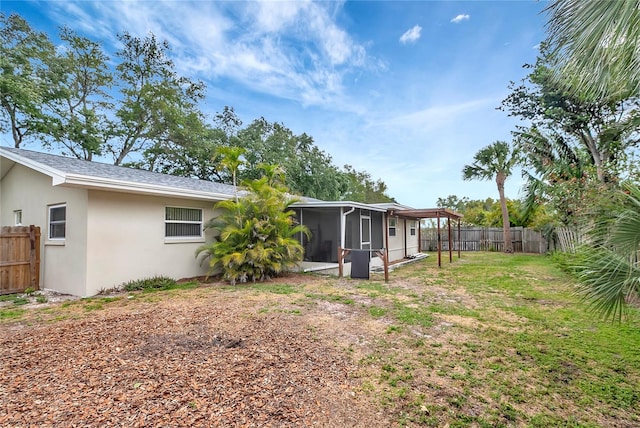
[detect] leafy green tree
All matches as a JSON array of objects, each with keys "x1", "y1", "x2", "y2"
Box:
[
  {"x1": 129, "y1": 106, "x2": 241, "y2": 182},
  {"x1": 462, "y1": 141, "x2": 520, "y2": 253},
  {"x1": 40, "y1": 27, "x2": 112, "y2": 160},
  {"x1": 436, "y1": 195, "x2": 469, "y2": 213},
  {"x1": 341, "y1": 164, "x2": 396, "y2": 203},
  {"x1": 573, "y1": 184, "x2": 640, "y2": 321},
  {"x1": 545, "y1": 0, "x2": 640, "y2": 100},
  {"x1": 0, "y1": 13, "x2": 55, "y2": 147},
  {"x1": 234, "y1": 118, "x2": 349, "y2": 200},
  {"x1": 436, "y1": 195, "x2": 549, "y2": 229},
  {"x1": 196, "y1": 171, "x2": 309, "y2": 285},
  {"x1": 131, "y1": 110, "x2": 393, "y2": 203},
  {"x1": 108, "y1": 32, "x2": 205, "y2": 165},
  {"x1": 502, "y1": 45, "x2": 640, "y2": 186}
]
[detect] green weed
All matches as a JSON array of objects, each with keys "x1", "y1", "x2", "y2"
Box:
[
  {"x1": 252, "y1": 284, "x2": 298, "y2": 294},
  {"x1": 0, "y1": 308, "x2": 26, "y2": 320}
]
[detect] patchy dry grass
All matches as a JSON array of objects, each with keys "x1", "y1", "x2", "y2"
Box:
[{"x1": 1, "y1": 252, "x2": 639, "y2": 427}]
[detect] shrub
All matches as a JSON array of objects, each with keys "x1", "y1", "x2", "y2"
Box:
[
  {"x1": 197, "y1": 172, "x2": 309, "y2": 285},
  {"x1": 121, "y1": 276, "x2": 178, "y2": 291}
]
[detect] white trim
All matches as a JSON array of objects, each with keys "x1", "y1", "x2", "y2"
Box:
[
  {"x1": 292, "y1": 201, "x2": 387, "y2": 212},
  {"x1": 360, "y1": 212, "x2": 371, "y2": 250},
  {"x1": 48, "y1": 203, "x2": 66, "y2": 241}
]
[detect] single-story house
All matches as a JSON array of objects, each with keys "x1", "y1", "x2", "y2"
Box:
[
  {"x1": 1, "y1": 147, "x2": 449, "y2": 296},
  {"x1": 1, "y1": 147, "x2": 234, "y2": 296}
]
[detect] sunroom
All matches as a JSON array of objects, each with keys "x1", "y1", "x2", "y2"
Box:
[{"x1": 290, "y1": 201, "x2": 386, "y2": 274}]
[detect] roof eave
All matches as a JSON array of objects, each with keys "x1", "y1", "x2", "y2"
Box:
[
  {"x1": 61, "y1": 174, "x2": 233, "y2": 201},
  {"x1": 1, "y1": 148, "x2": 67, "y2": 183},
  {"x1": 291, "y1": 201, "x2": 388, "y2": 212}
]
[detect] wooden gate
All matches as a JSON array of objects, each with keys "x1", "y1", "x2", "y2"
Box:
[{"x1": 0, "y1": 225, "x2": 41, "y2": 295}]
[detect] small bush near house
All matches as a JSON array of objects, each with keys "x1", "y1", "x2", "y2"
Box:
[{"x1": 121, "y1": 276, "x2": 178, "y2": 291}]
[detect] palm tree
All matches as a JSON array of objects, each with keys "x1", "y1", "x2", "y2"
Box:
[
  {"x1": 545, "y1": 0, "x2": 640, "y2": 320},
  {"x1": 462, "y1": 141, "x2": 520, "y2": 253},
  {"x1": 196, "y1": 172, "x2": 309, "y2": 285},
  {"x1": 515, "y1": 127, "x2": 589, "y2": 226},
  {"x1": 573, "y1": 184, "x2": 640, "y2": 321},
  {"x1": 217, "y1": 146, "x2": 246, "y2": 202},
  {"x1": 545, "y1": 0, "x2": 640, "y2": 99}
]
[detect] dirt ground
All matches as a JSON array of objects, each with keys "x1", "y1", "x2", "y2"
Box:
[
  {"x1": 0, "y1": 275, "x2": 390, "y2": 428},
  {"x1": 3, "y1": 259, "x2": 637, "y2": 428}
]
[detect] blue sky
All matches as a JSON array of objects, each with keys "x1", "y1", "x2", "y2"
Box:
[{"x1": 2, "y1": 0, "x2": 548, "y2": 207}]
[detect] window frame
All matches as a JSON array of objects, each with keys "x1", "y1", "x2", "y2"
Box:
[
  {"x1": 14, "y1": 209, "x2": 22, "y2": 226},
  {"x1": 410, "y1": 221, "x2": 417, "y2": 236},
  {"x1": 164, "y1": 206, "x2": 204, "y2": 242},
  {"x1": 48, "y1": 204, "x2": 66, "y2": 241},
  {"x1": 388, "y1": 217, "x2": 397, "y2": 237}
]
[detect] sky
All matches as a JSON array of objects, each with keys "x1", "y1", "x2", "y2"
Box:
[{"x1": 2, "y1": 0, "x2": 549, "y2": 208}]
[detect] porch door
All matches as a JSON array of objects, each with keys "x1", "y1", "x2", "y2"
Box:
[{"x1": 360, "y1": 212, "x2": 371, "y2": 251}]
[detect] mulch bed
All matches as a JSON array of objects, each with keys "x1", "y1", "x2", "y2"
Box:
[{"x1": 1, "y1": 297, "x2": 383, "y2": 427}]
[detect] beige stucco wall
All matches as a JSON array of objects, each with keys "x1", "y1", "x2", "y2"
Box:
[
  {"x1": 85, "y1": 190, "x2": 219, "y2": 296},
  {"x1": 387, "y1": 217, "x2": 420, "y2": 262},
  {"x1": 0, "y1": 164, "x2": 89, "y2": 295},
  {"x1": 406, "y1": 219, "x2": 420, "y2": 255}
]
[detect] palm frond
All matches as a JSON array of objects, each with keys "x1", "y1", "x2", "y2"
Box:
[
  {"x1": 545, "y1": 0, "x2": 640, "y2": 99},
  {"x1": 572, "y1": 184, "x2": 640, "y2": 320}
]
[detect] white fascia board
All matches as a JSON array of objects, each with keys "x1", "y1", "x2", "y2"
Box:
[
  {"x1": 291, "y1": 201, "x2": 387, "y2": 212},
  {"x1": 0, "y1": 149, "x2": 67, "y2": 184},
  {"x1": 370, "y1": 202, "x2": 415, "y2": 210},
  {"x1": 60, "y1": 174, "x2": 233, "y2": 201}
]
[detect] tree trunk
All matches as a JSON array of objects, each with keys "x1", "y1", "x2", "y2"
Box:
[
  {"x1": 580, "y1": 130, "x2": 605, "y2": 182},
  {"x1": 496, "y1": 173, "x2": 513, "y2": 253}
]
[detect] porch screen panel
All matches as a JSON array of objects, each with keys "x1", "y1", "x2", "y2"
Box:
[
  {"x1": 371, "y1": 211, "x2": 384, "y2": 249},
  {"x1": 345, "y1": 213, "x2": 359, "y2": 250},
  {"x1": 300, "y1": 208, "x2": 339, "y2": 263}
]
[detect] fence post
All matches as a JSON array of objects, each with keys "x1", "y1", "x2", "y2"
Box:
[{"x1": 29, "y1": 225, "x2": 41, "y2": 290}]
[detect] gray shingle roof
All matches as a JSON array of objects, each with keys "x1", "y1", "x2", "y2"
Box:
[{"x1": 1, "y1": 147, "x2": 236, "y2": 197}]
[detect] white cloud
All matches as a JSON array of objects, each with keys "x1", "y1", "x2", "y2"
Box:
[
  {"x1": 451, "y1": 14, "x2": 470, "y2": 24},
  {"x1": 399, "y1": 25, "x2": 422, "y2": 44},
  {"x1": 47, "y1": 0, "x2": 373, "y2": 111},
  {"x1": 377, "y1": 98, "x2": 497, "y2": 130}
]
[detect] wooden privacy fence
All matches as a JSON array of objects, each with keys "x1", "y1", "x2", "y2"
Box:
[
  {"x1": 0, "y1": 225, "x2": 41, "y2": 295},
  {"x1": 555, "y1": 227, "x2": 584, "y2": 253},
  {"x1": 421, "y1": 226, "x2": 548, "y2": 254}
]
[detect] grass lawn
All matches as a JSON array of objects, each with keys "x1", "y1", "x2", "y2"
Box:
[{"x1": 1, "y1": 252, "x2": 638, "y2": 427}]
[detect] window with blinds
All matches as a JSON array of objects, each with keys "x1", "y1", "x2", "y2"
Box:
[{"x1": 165, "y1": 207, "x2": 203, "y2": 238}]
